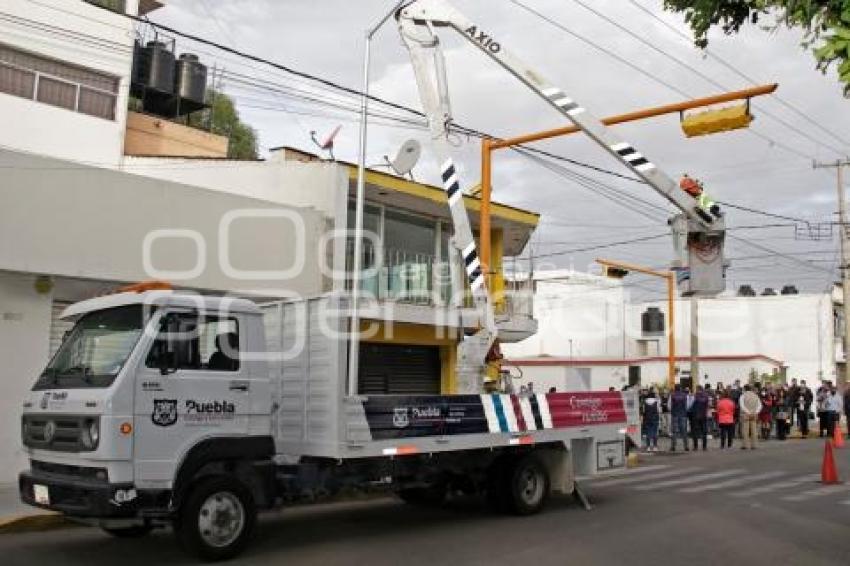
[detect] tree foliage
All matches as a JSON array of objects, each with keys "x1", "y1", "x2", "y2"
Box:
[
  {"x1": 663, "y1": 0, "x2": 850, "y2": 95},
  {"x1": 189, "y1": 89, "x2": 259, "y2": 160}
]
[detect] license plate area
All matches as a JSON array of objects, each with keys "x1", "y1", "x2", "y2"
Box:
[{"x1": 33, "y1": 484, "x2": 50, "y2": 505}]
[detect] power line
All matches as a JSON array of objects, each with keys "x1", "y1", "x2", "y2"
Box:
[
  {"x1": 626, "y1": 0, "x2": 850, "y2": 149},
  {"x1": 571, "y1": 0, "x2": 846, "y2": 157}
]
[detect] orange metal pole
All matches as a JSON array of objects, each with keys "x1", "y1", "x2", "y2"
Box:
[
  {"x1": 481, "y1": 137, "x2": 492, "y2": 284},
  {"x1": 489, "y1": 83, "x2": 777, "y2": 149},
  {"x1": 596, "y1": 258, "x2": 677, "y2": 388}
]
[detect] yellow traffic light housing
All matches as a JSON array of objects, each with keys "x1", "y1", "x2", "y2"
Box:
[
  {"x1": 680, "y1": 102, "x2": 753, "y2": 138},
  {"x1": 604, "y1": 266, "x2": 629, "y2": 279}
]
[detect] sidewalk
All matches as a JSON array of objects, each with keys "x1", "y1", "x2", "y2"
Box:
[{"x1": 0, "y1": 483, "x2": 65, "y2": 534}]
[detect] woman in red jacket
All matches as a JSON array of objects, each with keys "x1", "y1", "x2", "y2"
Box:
[{"x1": 717, "y1": 391, "x2": 736, "y2": 449}]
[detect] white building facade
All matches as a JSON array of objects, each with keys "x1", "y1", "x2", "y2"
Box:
[{"x1": 504, "y1": 270, "x2": 838, "y2": 391}]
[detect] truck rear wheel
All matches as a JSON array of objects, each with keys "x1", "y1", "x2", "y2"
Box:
[
  {"x1": 176, "y1": 476, "x2": 256, "y2": 562},
  {"x1": 506, "y1": 455, "x2": 550, "y2": 516}
]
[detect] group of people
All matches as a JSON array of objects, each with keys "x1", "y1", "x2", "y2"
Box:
[{"x1": 638, "y1": 378, "x2": 850, "y2": 453}]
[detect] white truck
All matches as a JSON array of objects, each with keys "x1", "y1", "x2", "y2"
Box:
[
  {"x1": 19, "y1": 0, "x2": 724, "y2": 561},
  {"x1": 20, "y1": 288, "x2": 639, "y2": 560}
]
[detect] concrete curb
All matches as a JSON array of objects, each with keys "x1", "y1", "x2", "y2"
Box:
[{"x1": 0, "y1": 513, "x2": 71, "y2": 534}]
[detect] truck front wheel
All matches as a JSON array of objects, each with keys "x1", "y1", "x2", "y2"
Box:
[{"x1": 176, "y1": 476, "x2": 257, "y2": 562}]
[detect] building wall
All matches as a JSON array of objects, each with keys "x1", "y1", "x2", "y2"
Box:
[
  {"x1": 0, "y1": 0, "x2": 136, "y2": 164},
  {"x1": 0, "y1": 271, "x2": 53, "y2": 482},
  {"x1": 503, "y1": 271, "x2": 625, "y2": 359},
  {"x1": 629, "y1": 294, "x2": 834, "y2": 382},
  {"x1": 0, "y1": 148, "x2": 327, "y2": 298},
  {"x1": 511, "y1": 358, "x2": 782, "y2": 394},
  {"x1": 123, "y1": 112, "x2": 229, "y2": 158}
]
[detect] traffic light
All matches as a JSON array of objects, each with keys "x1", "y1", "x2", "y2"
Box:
[
  {"x1": 604, "y1": 266, "x2": 629, "y2": 279},
  {"x1": 680, "y1": 103, "x2": 753, "y2": 138}
]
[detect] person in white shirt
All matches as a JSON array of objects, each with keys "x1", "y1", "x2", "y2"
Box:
[
  {"x1": 738, "y1": 384, "x2": 763, "y2": 450},
  {"x1": 826, "y1": 388, "x2": 843, "y2": 438}
]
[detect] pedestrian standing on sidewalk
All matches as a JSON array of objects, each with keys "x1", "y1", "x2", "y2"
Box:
[
  {"x1": 731, "y1": 379, "x2": 743, "y2": 439},
  {"x1": 643, "y1": 390, "x2": 661, "y2": 452},
  {"x1": 817, "y1": 384, "x2": 830, "y2": 438},
  {"x1": 717, "y1": 390, "x2": 736, "y2": 449},
  {"x1": 843, "y1": 384, "x2": 850, "y2": 437},
  {"x1": 826, "y1": 387, "x2": 843, "y2": 438},
  {"x1": 775, "y1": 389, "x2": 790, "y2": 441},
  {"x1": 759, "y1": 388, "x2": 774, "y2": 441},
  {"x1": 691, "y1": 385, "x2": 709, "y2": 451},
  {"x1": 788, "y1": 378, "x2": 799, "y2": 429},
  {"x1": 739, "y1": 384, "x2": 762, "y2": 450},
  {"x1": 660, "y1": 388, "x2": 670, "y2": 438},
  {"x1": 798, "y1": 381, "x2": 813, "y2": 437},
  {"x1": 669, "y1": 384, "x2": 689, "y2": 452}
]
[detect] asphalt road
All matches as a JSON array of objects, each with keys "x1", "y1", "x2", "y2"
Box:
[{"x1": 5, "y1": 438, "x2": 850, "y2": 565}]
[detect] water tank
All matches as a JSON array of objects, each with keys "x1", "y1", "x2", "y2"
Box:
[
  {"x1": 641, "y1": 307, "x2": 665, "y2": 334},
  {"x1": 761, "y1": 287, "x2": 777, "y2": 296},
  {"x1": 175, "y1": 53, "x2": 207, "y2": 103},
  {"x1": 138, "y1": 41, "x2": 175, "y2": 92},
  {"x1": 781, "y1": 285, "x2": 799, "y2": 295},
  {"x1": 737, "y1": 284, "x2": 756, "y2": 297}
]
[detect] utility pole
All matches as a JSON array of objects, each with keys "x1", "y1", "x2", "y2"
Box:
[
  {"x1": 690, "y1": 297, "x2": 699, "y2": 391},
  {"x1": 814, "y1": 159, "x2": 850, "y2": 386}
]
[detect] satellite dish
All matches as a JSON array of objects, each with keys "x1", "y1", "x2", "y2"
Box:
[
  {"x1": 386, "y1": 139, "x2": 421, "y2": 178},
  {"x1": 310, "y1": 125, "x2": 342, "y2": 160}
]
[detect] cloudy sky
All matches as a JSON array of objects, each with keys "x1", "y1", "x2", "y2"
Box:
[{"x1": 151, "y1": 0, "x2": 850, "y2": 301}]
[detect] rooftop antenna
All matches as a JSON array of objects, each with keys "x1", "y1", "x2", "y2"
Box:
[
  {"x1": 310, "y1": 125, "x2": 341, "y2": 160},
  {"x1": 372, "y1": 139, "x2": 421, "y2": 180}
]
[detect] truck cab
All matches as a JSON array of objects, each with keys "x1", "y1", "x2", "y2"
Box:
[{"x1": 19, "y1": 288, "x2": 275, "y2": 556}]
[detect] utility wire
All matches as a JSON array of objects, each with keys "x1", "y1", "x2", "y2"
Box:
[
  {"x1": 571, "y1": 0, "x2": 846, "y2": 156},
  {"x1": 627, "y1": 0, "x2": 850, "y2": 149}
]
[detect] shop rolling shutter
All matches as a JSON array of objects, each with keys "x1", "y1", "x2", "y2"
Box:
[
  {"x1": 358, "y1": 343, "x2": 441, "y2": 395},
  {"x1": 48, "y1": 301, "x2": 74, "y2": 357}
]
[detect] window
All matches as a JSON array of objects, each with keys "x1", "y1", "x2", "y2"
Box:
[
  {"x1": 0, "y1": 43, "x2": 119, "y2": 120},
  {"x1": 34, "y1": 305, "x2": 146, "y2": 390},
  {"x1": 145, "y1": 313, "x2": 240, "y2": 372}
]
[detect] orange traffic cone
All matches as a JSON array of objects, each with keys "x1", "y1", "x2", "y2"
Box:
[
  {"x1": 834, "y1": 423, "x2": 846, "y2": 449},
  {"x1": 821, "y1": 440, "x2": 840, "y2": 484}
]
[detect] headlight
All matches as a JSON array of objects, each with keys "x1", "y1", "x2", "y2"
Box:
[{"x1": 81, "y1": 419, "x2": 99, "y2": 450}]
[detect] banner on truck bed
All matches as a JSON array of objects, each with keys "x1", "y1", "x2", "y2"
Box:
[{"x1": 363, "y1": 392, "x2": 627, "y2": 440}]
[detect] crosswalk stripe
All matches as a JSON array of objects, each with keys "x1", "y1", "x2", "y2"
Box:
[
  {"x1": 730, "y1": 475, "x2": 818, "y2": 497},
  {"x1": 590, "y1": 467, "x2": 701, "y2": 488},
  {"x1": 678, "y1": 471, "x2": 787, "y2": 493},
  {"x1": 582, "y1": 465, "x2": 670, "y2": 483},
  {"x1": 781, "y1": 484, "x2": 850, "y2": 502},
  {"x1": 633, "y1": 469, "x2": 746, "y2": 491}
]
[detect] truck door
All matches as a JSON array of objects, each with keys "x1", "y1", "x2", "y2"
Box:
[{"x1": 133, "y1": 310, "x2": 251, "y2": 487}]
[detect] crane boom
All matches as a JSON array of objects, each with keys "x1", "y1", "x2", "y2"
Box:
[{"x1": 396, "y1": 0, "x2": 726, "y2": 393}]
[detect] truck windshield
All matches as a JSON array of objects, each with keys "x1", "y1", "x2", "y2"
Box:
[{"x1": 34, "y1": 305, "x2": 146, "y2": 390}]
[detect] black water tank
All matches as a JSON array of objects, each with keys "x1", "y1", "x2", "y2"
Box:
[
  {"x1": 641, "y1": 307, "x2": 665, "y2": 334},
  {"x1": 781, "y1": 285, "x2": 799, "y2": 295},
  {"x1": 737, "y1": 284, "x2": 756, "y2": 297},
  {"x1": 175, "y1": 53, "x2": 207, "y2": 103},
  {"x1": 761, "y1": 287, "x2": 777, "y2": 296},
  {"x1": 138, "y1": 41, "x2": 175, "y2": 92}
]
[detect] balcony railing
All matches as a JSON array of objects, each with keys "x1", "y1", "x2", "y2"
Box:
[{"x1": 345, "y1": 244, "x2": 455, "y2": 306}]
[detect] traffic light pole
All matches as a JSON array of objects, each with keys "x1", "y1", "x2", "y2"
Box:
[
  {"x1": 596, "y1": 258, "x2": 677, "y2": 389},
  {"x1": 814, "y1": 159, "x2": 850, "y2": 386}
]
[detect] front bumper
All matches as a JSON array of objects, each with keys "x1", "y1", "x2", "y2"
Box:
[{"x1": 19, "y1": 471, "x2": 139, "y2": 518}]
